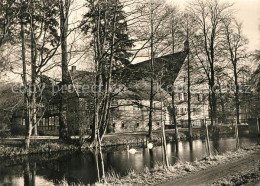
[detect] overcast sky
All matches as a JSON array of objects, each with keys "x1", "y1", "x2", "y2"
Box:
[{"x1": 170, "y1": 0, "x2": 260, "y2": 51}]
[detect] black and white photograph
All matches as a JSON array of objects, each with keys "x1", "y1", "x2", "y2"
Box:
[{"x1": 0, "y1": 0, "x2": 259, "y2": 185}]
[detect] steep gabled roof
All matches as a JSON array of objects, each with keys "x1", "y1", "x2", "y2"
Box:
[
  {"x1": 123, "y1": 51, "x2": 187, "y2": 84},
  {"x1": 69, "y1": 51, "x2": 187, "y2": 100},
  {"x1": 131, "y1": 51, "x2": 187, "y2": 72}
]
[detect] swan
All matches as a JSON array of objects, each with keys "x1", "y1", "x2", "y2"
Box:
[
  {"x1": 147, "y1": 142, "x2": 153, "y2": 149},
  {"x1": 127, "y1": 145, "x2": 138, "y2": 154}
]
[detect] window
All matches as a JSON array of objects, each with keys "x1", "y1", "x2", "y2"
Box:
[
  {"x1": 184, "y1": 77, "x2": 186, "y2": 82},
  {"x1": 121, "y1": 123, "x2": 125, "y2": 128},
  {"x1": 45, "y1": 118, "x2": 48, "y2": 127},
  {"x1": 49, "y1": 117, "x2": 54, "y2": 126},
  {"x1": 55, "y1": 116, "x2": 59, "y2": 126},
  {"x1": 90, "y1": 125, "x2": 92, "y2": 129},
  {"x1": 136, "y1": 123, "x2": 139, "y2": 127},
  {"x1": 113, "y1": 123, "x2": 115, "y2": 127},
  {"x1": 42, "y1": 118, "x2": 45, "y2": 127},
  {"x1": 198, "y1": 94, "x2": 200, "y2": 101},
  {"x1": 193, "y1": 108, "x2": 196, "y2": 115},
  {"x1": 157, "y1": 122, "x2": 160, "y2": 126},
  {"x1": 184, "y1": 93, "x2": 187, "y2": 101}
]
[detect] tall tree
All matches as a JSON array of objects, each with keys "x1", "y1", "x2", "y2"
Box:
[
  {"x1": 222, "y1": 17, "x2": 248, "y2": 149},
  {"x1": 81, "y1": 0, "x2": 133, "y2": 144},
  {"x1": 81, "y1": 0, "x2": 134, "y2": 181},
  {"x1": 189, "y1": 0, "x2": 233, "y2": 128},
  {"x1": 16, "y1": 0, "x2": 60, "y2": 149},
  {"x1": 148, "y1": 0, "x2": 155, "y2": 140},
  {"x1": 133, "y1": 0, "x2": 172, "y2": 139},
  {"x1": 59, "y1": 0, "x2": 71, "y2": 140}
]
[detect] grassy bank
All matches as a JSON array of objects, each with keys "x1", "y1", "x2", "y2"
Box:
[
  {"x1": 101, "y1": 146, "x2": 260, "y2": 185},
  {"x1": 0, "y1": 126, "x2": 251, "y2": 158},
  {"x1": 0, "y1": 140, "x2": 78, "y2": 158}
]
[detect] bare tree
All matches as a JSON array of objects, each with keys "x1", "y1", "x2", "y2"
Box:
[
  {"x1": 133, "y1": 0, "x2": 172, "y2": 140},
  {"x1": 188, "y1": 0, "x2": 233, "y2": 128},
  {"x1": 221, "y1": 17, "x2": 248, "y2": 149},
  {"x1": 14, "y1": 0, "x2": 60, "y2": 149}
]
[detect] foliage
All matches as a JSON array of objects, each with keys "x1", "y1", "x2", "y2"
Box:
[{"x1": 81, "y1": 0, "x2": 134, "y2": 68}]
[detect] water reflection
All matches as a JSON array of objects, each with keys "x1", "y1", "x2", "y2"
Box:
[
  {"x1": 23, "y1": 162, "x2": 36, "y2": 186},
  {"x1": 0, "y1": 136, "x2": 257, "y2": 185},
  {"x1": 149, "y1": 149, "x2": 154, "y2": 168}
]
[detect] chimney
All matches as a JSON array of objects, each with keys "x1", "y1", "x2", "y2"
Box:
[
  {"x1": 71, "y1": 66, "x2": 76, "y2": 72},
  {"x1": 184, "y1": 40, "x2": 189, "y2": 52}
]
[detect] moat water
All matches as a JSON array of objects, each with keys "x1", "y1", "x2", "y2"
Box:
[{"x1": 0, "y1": 132, "x2": 257, "y2": 185}]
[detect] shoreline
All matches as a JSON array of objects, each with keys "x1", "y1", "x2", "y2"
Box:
[
  {"x1": 102, "y1": 145, "x2": 260, "y2": 185},
  {"x1": 0, "y1": 127, "x2": 255, "y2": 158}
]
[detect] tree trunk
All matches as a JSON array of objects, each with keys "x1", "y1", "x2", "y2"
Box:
[
  {"x1": 148, "y1": 77, "x2": 154, "y2": 140},
  {"x1": 25, "y1": 118, "x2": 32, "y2": 150},
  {"x1": 160, "y1": 89, "x2": 169, "y2": 168},
  {"x1": 172, "y1": 91, "x2": 179, "y2": 148},
  {"x1": 161, "y1": 115, "x2": 169, "y2": 168},
  {"x1": 21, "y1": 18, "x2": 30, "y2": 149},
  {"x1": 234, "y1": 64, "x2": 240, "y2": 149},
  {"x1": 95, "y1": 139, "x2": 100, "y2": 182},
  {"x1": 205, "y1": 120, "x2": 211, "y2": 156},
  {"x1": 210, "y1": 66, "x2": 217, "y2": 128},
  {"x1": 148, "y1": 1, "x2": 155, "y2": 140},
  {"x1": 30, "y1": 9, "x2": 37, "y2": 137},
  {"x1": 234, "y1": 64, "x2": 240, "y2": 125},
  {"x1": 97, "y1": 130, "x2": 106, "y2": 183},
  {"x1": 91, "y1": 72, "x2": 101, "y2": 143},
  {"x1": 59, "y1": 0, "x2": 70, "y2": 140},
  {"x1": 187, "y1": 43, "x2": 192, "y2": 139},
  {"x1": 99, "y1": 0, "x2": 117, "y2": 142}
]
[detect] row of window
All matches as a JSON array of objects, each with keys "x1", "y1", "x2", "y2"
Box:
[
  {"x1": 177, "y1": 107, "x2": 201, "y2": 116},
  {"x1": 114, "y1": 122, "x2": 161, "y2": 129},
  {"x1": 177, "y1": 93, "x2": 205, "y2": 102},
  {"x1": 22, "y1": 116, "x2": 59, "y2": 129}
]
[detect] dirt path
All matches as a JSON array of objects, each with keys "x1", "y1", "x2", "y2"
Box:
[{"x1": 160, "y1": 149, "x2": 260, "y2": 186}]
